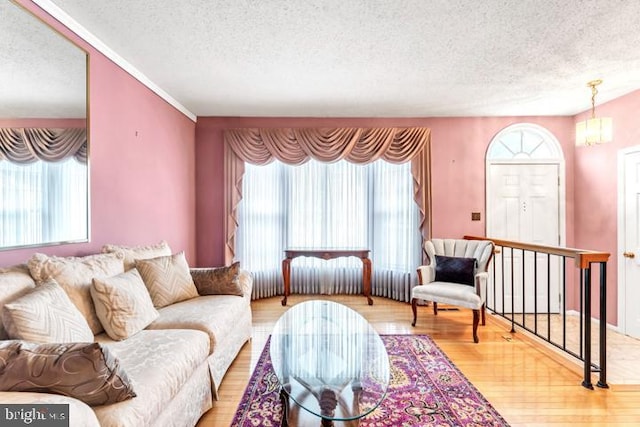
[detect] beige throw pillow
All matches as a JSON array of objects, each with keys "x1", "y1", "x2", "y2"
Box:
[
  {"x1": 27, "y1": 252, "x2": 125, "y2": 334},
  {"x1": 1, "y1": 280, "x2": 94, "y2": 344},
  {"x1": 102, "y1": 240, "x2": 172, "y2": 271},
  {"x1": 191, "y1": 262, "x2": 243, "y2": 296},
  {"x1": 135, "y1": 252, "x2": 198, "y2": 308},
  {"x1": 0, "y1": 341, "x2": 136, "y2": 406},
  {"x1": 91, "y1": 268, "x2": 159, "y2": 341},
  {"x1": 0, "y1": 264, "x2": 36, "y2": 340}
]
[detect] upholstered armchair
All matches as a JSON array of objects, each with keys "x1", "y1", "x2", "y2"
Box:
[{"x1": 411, "y1": 238, "x2": 495, "y2": 343}]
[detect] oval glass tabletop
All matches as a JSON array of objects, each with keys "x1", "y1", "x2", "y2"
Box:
[{"x1": 270, "y1": 300, "x2": 389, "y2": 425}]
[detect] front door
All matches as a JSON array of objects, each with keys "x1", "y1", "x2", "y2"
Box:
[
  {"x1": 621, "y1": 150, "x2": 640, "y2": 339},
  {"x1": 488, "y1": 163, "x2": 561, "y2": 313}
]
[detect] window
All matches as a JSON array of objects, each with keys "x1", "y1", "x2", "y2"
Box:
[
  {"x1": 487, "y1": 123, "x2": 562, "y2": 161},
  {"x1": 0, "y1": 158, "x2": 88, "y2": 248},
  {"x1": 237, "y1": 158, "x2": 421, "y2": 301}
]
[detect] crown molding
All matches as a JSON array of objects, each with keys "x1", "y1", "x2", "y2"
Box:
[{"x1": 31, "y1": 0, "x2": 197, "y2": 122}]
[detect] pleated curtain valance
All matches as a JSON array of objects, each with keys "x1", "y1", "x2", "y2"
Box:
[
  {"x1": 223, "y1": 127, "x2": 432, "y2": 264},
  {"x1": 0, "y1": 128, "x2": 87, "y2": 164},
  {"x1": 224, "y1": 127, "x2": 430, "y2": 165}
]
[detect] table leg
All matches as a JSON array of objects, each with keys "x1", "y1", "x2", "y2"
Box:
[
  {"x1": 279, "y1": 387, "x2": 290, "y2": 427},
  {"x1": 362, "y1": 257, "x2": 373, "y2": 305},
  {"x1": 282, "y1": 258, "x2": 291, "y2": 306}
]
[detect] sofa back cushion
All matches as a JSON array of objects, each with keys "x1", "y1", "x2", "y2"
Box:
[
  {"x1": 0, "y1": 264, "x2": 36, "y2": 340},
  {"x1": 426, "y1": 239, "x2": 494, "y2": 274},
  {"x1": 28, "y1": 252, "x2": 125, "y2": 334},
  {"x1": 2, "y1": 280, "x2": 94, "y2": 343},
  {"x1": 102, "y1": 240, "x2": 172, "y2": 271}
]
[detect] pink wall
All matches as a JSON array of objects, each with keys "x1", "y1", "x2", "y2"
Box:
[
  {"x1": 574, "y1": 89, "x2": 640, "y2": 325},
  {"x1": 5, "y1": 0, "x2": 628, "y2": 327},
  {"x1": 195, "y1": 116, "x2": 575, "y2": 266},
  {"x1": 0, "y1": 1, "x2": 197, "y2": 267}
]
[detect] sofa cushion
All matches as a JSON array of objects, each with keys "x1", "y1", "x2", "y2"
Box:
[
  {"x1": 0, "y1": 264, "x2": 36, "y2": 340},
  {"x1": 412, "y1": 282, "x2": 483, "y2": 310},
  {"x1": 2, "y1": 280, "x2": 93, "y2": 343},
  {"x1": 434, "y1": 255, "x2": 477, "y2": 286},
  {"x1": 190, "y1": 262, "x2": 243, "y2": 296},
  {"x1": 91, "y1": 268, "x2": 159, "y2": 341},
  {"x1": 0, "y1": 340, "x2": 136, "y2": 406},
  {"x1": 135, "y1": 252, "x2": 198, "y2": 308},
  {"x1": 93, "y1": 329, "x2": 210, "y2": 426},
  {"x1": 27, "y1": 252, "x2": 125, "y2": 334},
  {"x1": 147, "y1": 294, "x2": 249, "y2": 354},
  {"x1": 101, "y1": 240, "x2": 172, "y2": 271},
  {"x1": 0, "y1": 391, "x2": 100, "y2": 427}
]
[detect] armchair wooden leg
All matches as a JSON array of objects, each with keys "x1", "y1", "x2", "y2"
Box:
[
  {"x1": 433, "y1": 301, "x2": 438, "y2": 316},
  {"x1": 481, "y1": 303, "x2": 486, "y2": 326},
  {"x1": 472, "y1": 309, "x2": 480, "y2": 343},
  {"x1": 411, "y1": 298, "x2": 417, "y2": 327}
]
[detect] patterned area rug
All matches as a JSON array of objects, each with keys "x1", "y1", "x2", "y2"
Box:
[{"x1": 231, "y1": 334, "x2": 510, "y2": 426}]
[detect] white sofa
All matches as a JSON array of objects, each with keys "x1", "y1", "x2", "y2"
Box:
[{"x1": 0, "y1": 243, "x2": 252, "y2": 427}]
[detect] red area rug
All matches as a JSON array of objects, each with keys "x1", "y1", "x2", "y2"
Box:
[{"x1": 230, "y1": 334, "x2": 509, "y2": 426}]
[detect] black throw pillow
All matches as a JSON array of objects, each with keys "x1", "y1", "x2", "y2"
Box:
[{"x1": 434, "y1": 255, "x2": 477, "y2": 286}]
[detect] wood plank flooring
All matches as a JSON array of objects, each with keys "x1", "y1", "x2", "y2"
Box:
[{"x1": 197, "y1": 295, "x2": 640, "y2": 426}]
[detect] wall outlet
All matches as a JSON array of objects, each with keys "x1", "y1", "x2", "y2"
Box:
[{"x1": 471, "y1": 212, "x2": 481, "y2": 221}]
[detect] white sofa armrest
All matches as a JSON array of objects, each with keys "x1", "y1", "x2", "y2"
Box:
[
  {"x1": 475, "y1": 271, "x2": 489, "y2": 304},
  {"x1": 0, "y1": 391, "x2": 100, "y2": 427},
  {"x1": 238, "y1": 269, "x2": 253, "y2": 299},
  {"x1": 416, "y1": 265, "x2": 435, "y2": 284}
]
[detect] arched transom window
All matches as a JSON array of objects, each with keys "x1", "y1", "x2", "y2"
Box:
[{"x1": 487, "y1": 123, "x2": 563, "y2": 161}]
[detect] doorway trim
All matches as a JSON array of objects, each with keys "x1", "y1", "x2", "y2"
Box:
[
  {"x1": 616, "y1": 144, "x2": 640, "y2": 335},
  {"x1": 485, "y1": 123, "x2": 566, "y2": 246}
]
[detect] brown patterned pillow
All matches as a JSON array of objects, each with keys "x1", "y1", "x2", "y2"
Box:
[
  {"x1": 2, "y1": 280, "x2": 94, "y2": 344},
  {"x1": 0, "y1": 341, "x2": 136, "y2": 406},
  {"x1": 91, "y1": 268, "x2": 159, "y2": 341},
  {"x1": 135, "y1": 252, "x2": 199, "y2": 308},
  {"x1": 101, "y1": 240, "x2": 172, "y2": 271},
  {"x1": 190, "y1": 262, "x2": 242, "y2": 296}
]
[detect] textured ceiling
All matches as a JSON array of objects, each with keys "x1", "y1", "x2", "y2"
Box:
[
  {"x1": 1, "y1": 1, "x2": 86, "y2": 119},
  {"x1": 38, "y1": 0, "x2": 640, "y2": 117}
]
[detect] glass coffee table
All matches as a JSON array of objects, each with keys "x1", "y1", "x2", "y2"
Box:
[{"x1": 270, "y1": 300, "x2": 389, "y2": 426}]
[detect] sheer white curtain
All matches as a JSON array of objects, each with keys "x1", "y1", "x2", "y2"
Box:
[
  {"x1": 0, "y1": 158, "x2": 87, "y2": 247},
  {"x1": 237, "y1": 158, "x2": 420, "y2": 301}
]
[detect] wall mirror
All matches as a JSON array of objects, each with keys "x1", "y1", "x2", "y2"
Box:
[{"x1": 0, "y1": 0, "x2": 89, "y2": 250}]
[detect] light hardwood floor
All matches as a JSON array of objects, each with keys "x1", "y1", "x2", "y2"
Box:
[{"x1": 197, "y1": 295, "x2": 640, "y2": 426}]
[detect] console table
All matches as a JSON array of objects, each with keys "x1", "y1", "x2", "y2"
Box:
[{"x1": 281, "y1": 248, "x2": 373, "y2": 306}]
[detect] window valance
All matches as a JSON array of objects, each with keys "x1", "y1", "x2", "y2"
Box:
[
  {"x1": 224, "y1": 127, "x2": 430, "y2": 165},
  {"x1": 0, "y1": 128, "x2": 87, "y2": 164},
  {"x1": 223, "y1": 127, "x2": 432, "y2": 264}
]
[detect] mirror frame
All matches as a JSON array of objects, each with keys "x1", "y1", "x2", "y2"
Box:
[{"x1": 0, "y1": 0, "x2": 90, "y2": 251}]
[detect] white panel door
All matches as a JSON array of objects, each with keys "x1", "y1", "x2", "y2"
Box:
[
  {"x1": 622, "y1": 151, "x2": 640, "y2": 339},
  {"x1": 488, "y1": 164, "x2": 561, "y2": 313}
]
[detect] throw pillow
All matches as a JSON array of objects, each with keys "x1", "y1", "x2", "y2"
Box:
[
  {"x1": 91, "y1": 268, "x2": 160, "y2": 341},
  {"x1": 190, "y1": 262, "x2": 242, "y2": 296},
  {"x1": 27, "y1": 252, "x2": 126, "y2": 334},
  {"x1": 135, "y1": 252, "x2": 199, "y2": 308},
  {"x1": 434, "y1": 255, "x2": 477, "y2": 287},
  {"x1": 0, "y1": 341, "x2": 136, "y2": 406},
  {"x1": 101, "y1": 240, "x2": 172, "y2": 271},
  {"x1": 0, "y1": 264, "x2": 36, "y2": 340},
  {"x1": 2, "y1": 280, "x2": 94, "y2": 344}
]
